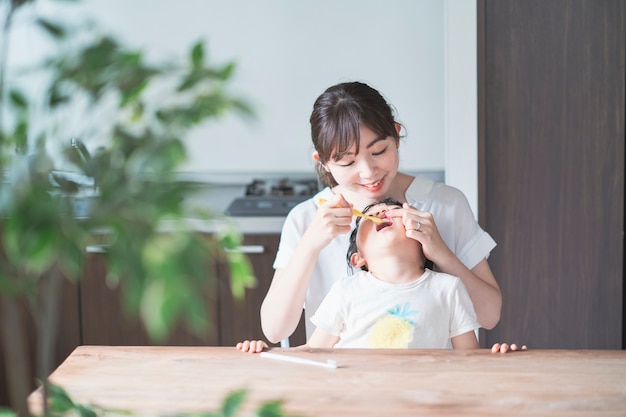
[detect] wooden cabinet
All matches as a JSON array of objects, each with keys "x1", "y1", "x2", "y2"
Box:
[
  {"x1": 80, "y1": 248, "x2": 220, "y2": 346},
  {"x1": 79, "y1": 233, "x2": 305, "y2": 347},
  {"x1": 218, "y1": 234, "x2": 306, "y2": 347},
  {"x1": 1, "y1": 231, "x2": 304, "y2": 408},
  {"x1": 0, "y1": 274, "x2": 81, "y2": 408}
]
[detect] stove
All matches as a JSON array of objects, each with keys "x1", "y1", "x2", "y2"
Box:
[{"x1": 225, "y1": 177, "x2": 320, "y2": 217}]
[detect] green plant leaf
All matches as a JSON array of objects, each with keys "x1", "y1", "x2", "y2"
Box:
[
  {"x1": 217, "y1": 62, "x2": 236, "y2": 81},
  {"x1": 217, "y1": 226, "x2": 242, "y2": 251},
  {"x1": 255, "y1": 400, "x2": 292, "y2": 417},
  {"x1": 221, "y1": 390, "x2": 247, "y2": 417},
  {"x1": 48, "y1": 83, "x2": 70, "y2": 107},
  {"x1": 12, "y1": 120, "x2": 28, "y2": 154},
  {"x1": 75, "y1": 404, "x2": 99, "y2": 417},
  {"x1": 0, "y1": 409, "x2": 16, "y2": 417},
  {"x1": 48, "y1": 384, "x2": 76, "y2": 413},
  {"x1": 36, "y1": 18, "x2": 66, "y2": 39},
  {"x1": 140, "y1": 279, "x2": 172, "y2": 341},
  {"x1": 8, "y1": 89, "x2": 28, "y2": 109},
  {"x1": 56, "y1": 238, "x2": 86, "y2": 283},
  {"x1": 191, "y1": 41, "x2": 205, "y2": 69},
  {"x1": 9, "y1": 0, "x2": 32, "y2": 11},
  {"x1": 1, "y1": 188, "x2": 66, "y2": 277},
  {"x1": 226, "y1": 251, "x2": 256, "y2": 300},
  {"x1": 230, "y1": 99, "x2": 255, "y2": 118},
  {"x1": 119, "y1": 78, "x2": 149, "y2": 107},
  {"x1": 177, "y1": 71, "x2": 203, "y2": 92}
]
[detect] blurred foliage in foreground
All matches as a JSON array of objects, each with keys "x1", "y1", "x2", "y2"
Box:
[
  {"x1": 0, "y1": 385, "x2": 300, "y2": 417},
  {"x1": 0, "y1": 0, "x2": 264, "y2": 415}
]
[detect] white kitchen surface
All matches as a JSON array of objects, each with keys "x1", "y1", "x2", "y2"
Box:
[{"x1": 177, "y1": 170, "x2": 444, "y2": 235}]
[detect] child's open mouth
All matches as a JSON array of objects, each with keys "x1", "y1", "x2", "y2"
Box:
[{"x1": 375, "y1": 219, "x2": 393, "y2": 232}]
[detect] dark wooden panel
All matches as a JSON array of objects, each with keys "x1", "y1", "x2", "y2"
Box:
[
  {"x1": 479, "y1": 0, "x2": 624, "y2": 348},
  {"x1": 219, "y1": 234, "x2": 306, "y2": 347},
  {"x1": 0, "y1": 275, "x2": 81, "y2": 408},
  {"x1": 80, "y1": 250, "x2": 220, "y2": 346},
  {"x1": 53, "y1": 276, "x2": 83, "y2": 366}
]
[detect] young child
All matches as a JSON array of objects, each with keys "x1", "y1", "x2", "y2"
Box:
[{"x1": 240, "y1": 199, "x2": 482, "y2": 351}]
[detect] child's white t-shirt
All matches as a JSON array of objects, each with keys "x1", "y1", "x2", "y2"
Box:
[{"x1": 310, "y1": 269, "x2": 480, "y2": 348}]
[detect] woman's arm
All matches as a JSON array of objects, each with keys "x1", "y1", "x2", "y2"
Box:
[
  {"x1": 389, "y1": 205, "x2": 502, "y2": 329},
  {"x1": 260, "y1": 255, "x2": 318, "y2": 343},
  {"x1": 260, "y1": 194, "x2": 354, "y2": 343},
  {"x1": 434, "y1": 254, "x2": 501, "y2": 330}
]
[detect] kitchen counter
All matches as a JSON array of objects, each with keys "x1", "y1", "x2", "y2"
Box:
[
  {"x1": 158, "y1": 215, "x2": 286, "y2": 235},
  {"x1": 77, "y1": 170, "x2": 446, "y2": 235},
  {"x1": 29, "y1": 345, "x2": 626, "y2": 417},
  {"x1": 177, "y1": 179, "x2": 288, "y2": 234},
  {"x1": 176, "y1": 170, "x2": 445, "y2": 235}
]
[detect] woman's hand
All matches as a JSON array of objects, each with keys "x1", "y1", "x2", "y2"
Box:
[
  {"x1": 386, "y1": 203, "x2": 453, "y2": 264},
  {"x1": 491, "y1": 343, "x2": 528, "y2": 353},
  {"x1": 236, "y1": 340, "x2": 268, "y2": 353},
  {"x1": 305, "y1": 194, "x2": 354, "y2": 250}
]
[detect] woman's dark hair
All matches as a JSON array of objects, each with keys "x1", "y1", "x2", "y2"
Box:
[
  {"x1": 310, "y1": 82, "x2": 403, "y2": 187},
  {"x1": 346, "y1": 198, "x2": 404, "y2": 272}
]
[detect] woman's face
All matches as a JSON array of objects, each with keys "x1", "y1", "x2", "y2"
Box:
[{"x1": 324, "y1": 125, "x2": 399, "y2": 199}]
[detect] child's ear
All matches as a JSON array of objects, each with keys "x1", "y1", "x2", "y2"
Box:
[{"x1": 350, "y1": 253, "x2": 367, "y2": 268}]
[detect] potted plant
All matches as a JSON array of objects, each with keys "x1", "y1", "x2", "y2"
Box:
[{"x1": 0, "y1": 1, "x2": 286, "y2": 415}]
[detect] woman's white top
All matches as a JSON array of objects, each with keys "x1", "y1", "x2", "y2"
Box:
[{"x1": 273, "y1": 175, "x2": 496, "y2": 339}]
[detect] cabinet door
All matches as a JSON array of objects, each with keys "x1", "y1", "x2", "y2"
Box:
[
  {"x1": 0, "y1": 274, "x2": 80, "y2": 408},
  {"x1": 81, "y1": 246, "x2": 219, "y2": 346},
  {"x1": 54, "y1": 276, "x2": 82, "y2": 362},
  {"x1": 218, "y1": 234, "x2": 306, "y2": 347}
]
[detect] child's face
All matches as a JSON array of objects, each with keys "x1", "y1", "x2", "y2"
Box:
[
  {"x1": 323, "y1": 125, "x2": 399, "y2": 199},
  {"x1": 350, "y1": 202, "x2": 411, "y2": 268}
]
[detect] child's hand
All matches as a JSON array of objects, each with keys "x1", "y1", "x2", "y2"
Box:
[
  {"x1": 236, "y1": 340, "x2": 268, "y2": 353},
  {"x1": 491, "y1": 342, "x2": 528, "y2": 353}
]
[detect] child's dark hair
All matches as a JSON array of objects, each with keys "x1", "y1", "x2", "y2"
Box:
[
  {"x1": 346, "y1": 198, "x2": 404, "y2": 271},
  {"x1": 310, "y1": 82, "x2": 403, "y2": 187}
]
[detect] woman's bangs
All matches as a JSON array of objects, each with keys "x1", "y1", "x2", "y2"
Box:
[{"x1": 330, "y1": 116, "x2": 361, "y2": 161}]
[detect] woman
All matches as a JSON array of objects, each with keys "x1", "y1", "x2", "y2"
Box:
[{"x1": 260, "y1": 81, "x2": 501, "y2": 344}]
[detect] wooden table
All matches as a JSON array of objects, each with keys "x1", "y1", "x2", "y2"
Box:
[{"x1": 28, "y1": 346, "x2": 626, "y2": 417}]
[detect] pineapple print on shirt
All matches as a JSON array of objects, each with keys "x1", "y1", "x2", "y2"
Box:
[{"x1": 368, "y1": 302, "x2": 419, "y2": 348}]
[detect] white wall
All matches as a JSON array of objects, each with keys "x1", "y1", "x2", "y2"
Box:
[
  {"x1": 75, "y1": 0, "x2": 447, "y2": 174},
  {"x1": 8, "y1": 0, "x2": 478, "y2": 214},
  {"x1": 444, "y1": 0, "x2": 478, "y2": 217}
]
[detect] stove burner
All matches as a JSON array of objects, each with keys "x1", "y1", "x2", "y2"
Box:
[
  {"x1": 226, "y1": 177, "x2": 320, "y2": 217},
  {"x1": 245, "y1": 178, "x2": 319, "y2": 197}
]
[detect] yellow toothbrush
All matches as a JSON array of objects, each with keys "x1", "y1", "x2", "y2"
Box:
[{"x1": 317, "y1": 199, "x2": 384, "y2": 224}]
